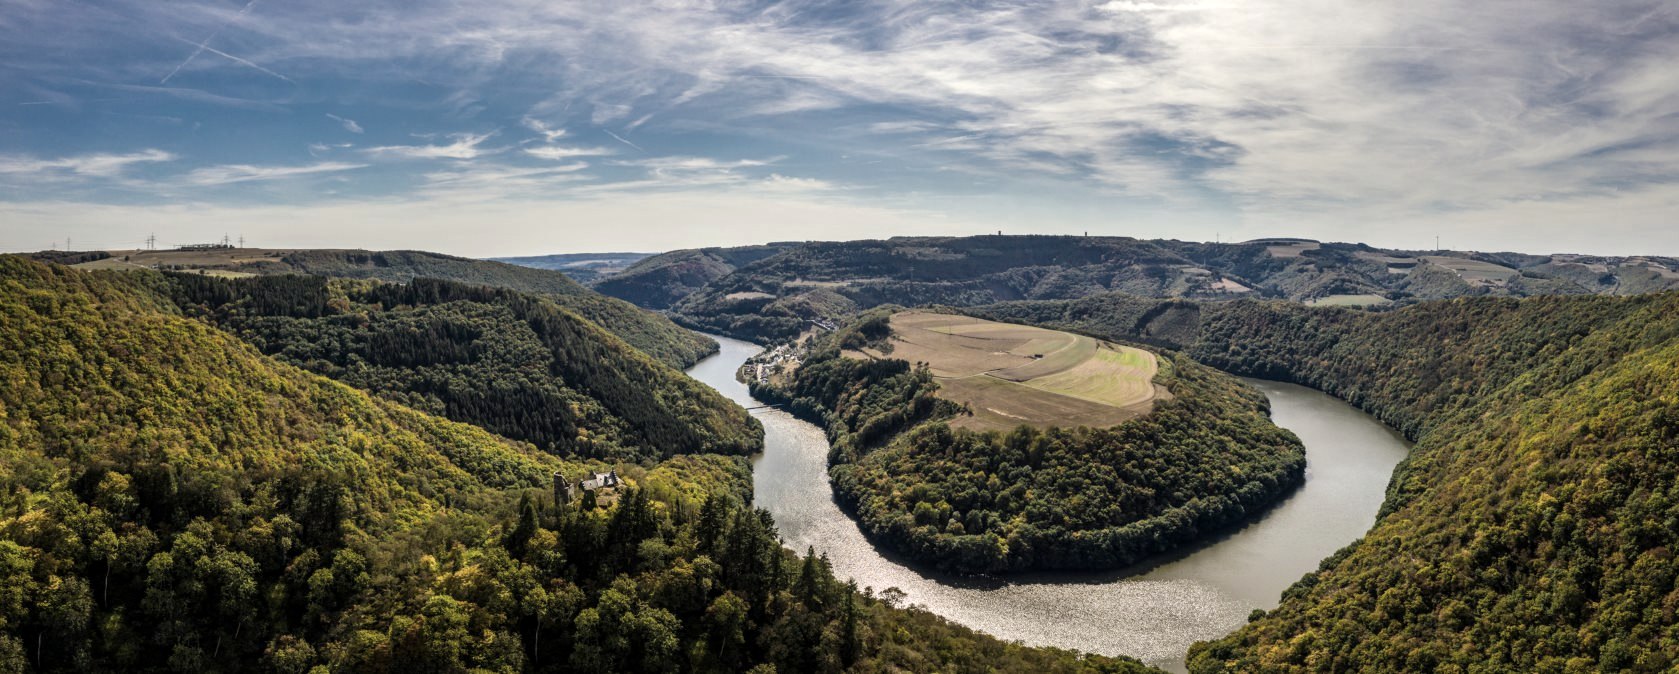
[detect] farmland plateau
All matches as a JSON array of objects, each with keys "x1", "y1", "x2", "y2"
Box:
[{"x1": 849, "y1": 312, "x2": 1163, "y2": 432}]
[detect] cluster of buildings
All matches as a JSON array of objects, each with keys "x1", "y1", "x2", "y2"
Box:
[
  {"x1": 749, "y1": 342, "x2": 803, "y2": 384},
  {"x1": 554, "y1": 469, "x2": 620, "y2": 505}
]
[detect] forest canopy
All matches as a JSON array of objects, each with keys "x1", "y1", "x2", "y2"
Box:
[
  {"x1": 160, "y1": 273, "x2": 761, "y2": 462},
  {"x1": 960, "y1": 287, "x2": 1679, "y2": 671},
  {"x1": 754, "y1": 311, "x2": 1305, "y2": 573},
  {"x1": 0, "y1": 255, "x2": 1153, "y2": 673}
]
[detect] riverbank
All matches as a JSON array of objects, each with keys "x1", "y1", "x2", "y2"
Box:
[{"x1": 686, "y1": 334, "x2": 1410, "y2": 671}]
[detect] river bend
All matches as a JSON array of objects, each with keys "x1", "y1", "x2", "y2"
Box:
[{"x1": 685, "y1": 335, "x2": 1410, "y2": 671}]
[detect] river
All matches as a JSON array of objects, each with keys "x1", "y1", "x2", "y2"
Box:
[{"x1": 685, "y1": 334, "x2": 1411, "y2": 672}]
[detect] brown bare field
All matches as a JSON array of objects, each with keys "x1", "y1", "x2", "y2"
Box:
[
  {"x1": 1265, "y1": 242, "x2": 1320, "y2": 258},
  {"x1": 1421, "y1": 256, "x2": 1518, "y2": 284},
  {"x1": 854, "y1": 311, "x2": 1161, "y2": 432},
  {"x1": 1306, "y1": 293, "x2": 1391, "y2": 307},
  {"x1": 74, "y1": 254, "x2": 264, "y2": 278},
  {"x1": 74, "y1": 248, "x2": 297, "y2": 277}
]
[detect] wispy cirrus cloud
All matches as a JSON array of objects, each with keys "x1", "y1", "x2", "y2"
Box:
[
  {"x1": 0, "y1": 150, "x2": 175, "y2": 178},
  {"x1": 4, "y1": 0, "x2": 1679, "y2": 254},
  {"x1": 325, "y1": 113, "x2": 363, "y2": 134},
  {"x1": 363, "y1": 132, "x2": 500, "y2": 160},
  {"x1": 524, "y1": 145, "x2": 615, "y2": 160},
  {"x1": 521, "y1": 117, "x2": 567, "y2": 143},
  {"x1": 182, "y1": 161, "x2": 365, "y2": 185},
  {"x1": 617, "y1": 156, "x2": 779, "y2": 172}
]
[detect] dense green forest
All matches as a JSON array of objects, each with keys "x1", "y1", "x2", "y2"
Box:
[
  {"x1": 593, "y1": 246, "x2": 792, "y2": 311},
  {"x1": 273, "y1": 250, "x2": 719, "y2": 369},
  {"x1": 589, "y1": 235, "x2": 1679, "y2": 343},
  {"x1": 1180, "y1": 294, "x2": 1679, "y2": 672},
  {"x1": 0, "y1": 255, "x2": 1152, "y2": 673},
  {"x1": 161, "y1": 273, "x2": 761, "y2": 462},
  {"x1": 960, "y1": 288, "x2": 1679, "y2": 670},
  {"x1": 753, "y1": 314, "x2": 1305, "y2": 573},
  {"x1": 113, "y1": 249, "x2": 717, "y2": 369},
  {"x1": 490, "y1": 253, "x2": 650, "y2": 284}
]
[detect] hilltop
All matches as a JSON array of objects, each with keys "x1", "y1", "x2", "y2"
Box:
[
  {"x1": 161, "y1": 272, "x2": 761, "y2": 462},
  {"x1": 582, "y1": 235, "x2": 1679, "y2": 342},
  {"x1": 490, "y1": 252, "x2": 650, "y2": 283},
  {"x1": 753, "y1": 309, "x2": 1305, "y2": 573},
  {"x1": 0, "y1": 255, "x2": 1152, "y2": 673},
  {"x1": 65, "y1": 247, "x2": 717, "y2": 368},
  {"x1": 932, "y1": 286, "x2": 1679, "y2": 671},
  {"x1": 848, "y1": 311, "x2": 1165, "y2": 433}
]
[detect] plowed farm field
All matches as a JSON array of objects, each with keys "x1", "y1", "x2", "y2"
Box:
[{"x1": 852, "y1": 312, "x2": 1164, "y2": 432}]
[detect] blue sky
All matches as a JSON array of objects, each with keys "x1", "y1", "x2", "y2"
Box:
[{"x1": 2, "y1": 0, "x2": 1677, "y2": 257}]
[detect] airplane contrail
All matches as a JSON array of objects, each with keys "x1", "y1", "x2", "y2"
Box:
[
  {"x1": 171, "y1": 36, "x2": 292, "y2": 83},
  {"x1": 604, "y1": 129, "x2": 644, "y2": 152},
  {"x1": 161, "y1": 0, "x2": 265, "y2": 84}
]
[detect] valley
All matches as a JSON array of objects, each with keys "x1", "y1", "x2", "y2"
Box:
[
  {"x1": 9, "y1": 236, "x2": 1679, "y2": 672},
  {"x1": 694, "y1": 334, "x2": 1410, "y2": 671},
  {"x1": 14, "y1": 2, "x2": 1677, "y2": 670}
]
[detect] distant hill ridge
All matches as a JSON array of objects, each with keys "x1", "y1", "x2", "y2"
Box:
[
  {"x1": 582, "y1": 235, "x2": 1679, "y2": 342},
  {"x1": 63, "y1": 247, "x2": 717, "y2": 368},
  {"x1": 489, "y1": 252, "x2": 651, "y2": 283}
]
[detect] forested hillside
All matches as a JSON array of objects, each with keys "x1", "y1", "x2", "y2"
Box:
[
  {"x1": 1183, "y1": 293, "x2": 1679, "y2": 672},
  {"x1": 959, "y1": 287, "x2": 1679, "y2": 670},
  {"x1": 490, "y1": 253, "x2": 650, "y2": 283},
  {"x1": 754, "y1": 314, "x2": 1305, "y2": 573},
  {"x1": 0, "y1": 256, "x2": 1152, "y2": 673},
  {"x1": 162, "y1": 273, "x2": 761, "y2": 462},
  {"x1": 592, "y1": 245, "x2": 793, "y2": 311},
  {"x1": 276, "y1": 250, "x2": 718, "y2": 368},
  {"x1": 68, "y1": 248, "x2": 716, "y2": 369},
  {"x1": 588, "y1": 235, "x2": 1679, "y2": 343}
]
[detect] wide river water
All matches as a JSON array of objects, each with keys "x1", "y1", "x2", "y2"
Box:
[{"x1": 685, "y1": 334, "x2": 1411, "y2": 671}]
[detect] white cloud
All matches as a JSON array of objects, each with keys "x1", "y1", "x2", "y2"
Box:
[
  {"x1": 618, "y1": 156, "x2": 778, "y2": 171},
  {"x1": 524, "y1": 145, "x2": 615, "y2": 160},
  {"x1": 0, "y1": 187, "x2": 966, "y2": 258},
  {"x1": 363, "y1": 131, "x2": 499, "y2": 160},
  {"x1": 758, "y1": 174, "x2": 837, "y2": 192},
  {"x1": 521, "y1": 117, "x2": 567, "y2": 142},
  {"x1": 0, "y1": 150, "x2": 176, "y2": 178},
  {"x1": 417, "y1": 162, "x2": 593, "y2": 201},
  {"x1": 325, "y1": 113, "x2": 364, "y2": 133},
  {"x1": 182, "y1": 161, "x2": 366, "y2": 185},
  {"x1": 6, "y1": 0, "x2": 1679, "y2": 252},
  {"x1": 307, "y1": 142, "x2": 353, "y2": 156}
]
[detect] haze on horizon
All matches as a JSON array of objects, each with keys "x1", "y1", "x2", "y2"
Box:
[{"x1": 3, "y1": 0, "x2": 1677, "y2": 258}]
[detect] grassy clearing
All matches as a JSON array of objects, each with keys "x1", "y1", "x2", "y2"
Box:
[
  {"x1": 1421, "y1": 256, "x2": 1518, "y2": 283},
  {"x1": 1306, "y1": 293, "x2": 1392, "y2": 307},
  {"x1": 1024, "y1": 343, "x2": 1158, "y2": 409},
  {"x1": 990, "y1": 334, "x2": 1096, "y2": 381},
  {"x1": 856, "y1": 311, "x2": 1160, "y2": 432},
  {"x1": 1265, "y1": 242, "x2": 1320, "y2": 258},
  {"x1": 940, "y1": 375, "x2": 1146, "y2": 432}
]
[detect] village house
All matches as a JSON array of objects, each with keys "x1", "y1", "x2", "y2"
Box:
[
  {"x1": 581, "y1": 470, "x2": 620, "y2": 491},
  {"x1": 553, "y1": 469, "x2": 622, "y2": 506}
]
